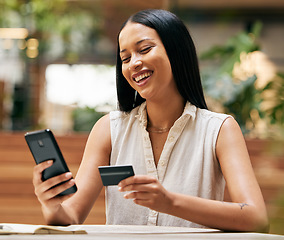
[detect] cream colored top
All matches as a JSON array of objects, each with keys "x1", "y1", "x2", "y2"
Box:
[{"x1": 106, "y1": 102, "x2": 230, "y2": 228}]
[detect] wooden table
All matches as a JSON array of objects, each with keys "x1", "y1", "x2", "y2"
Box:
[{"x1": 0, "y1": 225, "x2": 283, "y2": 239}]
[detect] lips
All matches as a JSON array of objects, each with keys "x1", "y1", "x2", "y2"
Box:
[{"x1": 133, "y1": 71, "x2": 153, "y2": 83}]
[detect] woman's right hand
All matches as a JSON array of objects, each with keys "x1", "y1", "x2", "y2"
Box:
[{"x1": 33, "y1": 160, "x2": 76, "y2": 211}]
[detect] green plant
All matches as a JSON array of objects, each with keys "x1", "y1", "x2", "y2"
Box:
[
  {"x1": 0, "y1": 0, "x2": 102, "y2": 62},
  {"x1": 263, "y1": 73, "x2": 284, "y2": 125},
  {"x1": 72, "y1": 107, "x2": 105, "y2": 132},
  {"x1": 200, "y1": 22, "x2": 283, "y2": 137}
]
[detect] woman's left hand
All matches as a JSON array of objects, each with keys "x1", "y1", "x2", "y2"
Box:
[{"x1": 118, "y1": 175, "x2": 174, "y2": 213}]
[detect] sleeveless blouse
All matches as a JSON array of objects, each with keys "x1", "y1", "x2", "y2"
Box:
[{"x1": 106, "y1": 102, "x2": 230, "y2": 228}]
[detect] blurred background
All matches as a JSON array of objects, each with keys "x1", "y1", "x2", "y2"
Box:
[{"x1": 0, "y1": 0, "x2": 283, "y2": 235}]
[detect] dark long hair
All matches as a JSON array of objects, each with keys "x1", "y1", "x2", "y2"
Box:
[{"x1": 116, "y1": 9, "x2": 208, "y2": 112}]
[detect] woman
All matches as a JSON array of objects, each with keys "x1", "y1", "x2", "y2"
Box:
[{"x1": 33, "y1": 9, "x2": 269, "y2": 232}]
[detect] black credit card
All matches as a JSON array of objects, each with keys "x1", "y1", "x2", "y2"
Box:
[{"x1": 98, "y1": 165, "x2": 135, "y2": 186}]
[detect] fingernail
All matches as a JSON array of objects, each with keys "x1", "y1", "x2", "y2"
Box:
[
  {"x1": 118, "y1": 187, "x2": 122, "y2": 191},
  {"x1": 65, "y1": 172, "x2": 72, "y2": 178},
  {"x1": 47, "y1": 160, "x2": 53, "y2": 165},
  {"x1": 69, "y1": 179, "x2": 75, "y2": 185}
]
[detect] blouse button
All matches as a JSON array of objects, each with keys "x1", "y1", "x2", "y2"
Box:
[
  {"x1": 169, "y1": 136, "x2": 175, "y2": 142},
  {"x1": 150, "y1": 210, "x2": 157, "y2": 217}
]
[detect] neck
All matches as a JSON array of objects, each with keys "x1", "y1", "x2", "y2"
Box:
[{"x1": 146, "y1": 96, "x2": 185, "y2": 129}]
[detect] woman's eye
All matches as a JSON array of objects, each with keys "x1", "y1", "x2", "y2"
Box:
[
  {"x1": 140, "y1": 46, "x2": 152, "y2": 54},
  {"x1": 121, "y1": 57, "x2": 130, "y2": 63}
]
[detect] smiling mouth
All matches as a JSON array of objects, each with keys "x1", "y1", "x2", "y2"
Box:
[{"x1": 134, "y1": 71, "x2": 153, "y2": 83}]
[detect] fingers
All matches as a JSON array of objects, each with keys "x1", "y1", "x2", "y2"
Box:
[
  {"x1": 39, "y1": 178, "x2": 76, "y2": 201},
  {"x1": 123, "y1": 191, "x2": 152, "y2": 200},
  {"x1": 117, "y1": 175, "x2": 173, "y2": 213},
  {"x1": 118, "y1": 175, "x2": 157, "y2": 190},
  {"x1": 34, "y1": 172, "x2": 75, "y2": 200},
  {"x1": 124, "y1": 191, "x2": 156, "y2": 208},
  {"x1": 118, "y1": 175, "x2": 160, "y2": 200},
  {"x1": 33, "y1": 160, "x2": 76, "y2": 205},
  {"x1": 32, "y1": 160, "x2": 77, "y2": 216},
  {"x1": 33, "y1": 160, "x2": 53, "y2": 185},
  {"x1": 118, "y1": 176, "x2": 172, "y2": 212}
]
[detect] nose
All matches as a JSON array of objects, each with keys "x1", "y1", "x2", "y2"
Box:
[{"x1": 129, "y1": 56, "x2": 142, "y2": 71}]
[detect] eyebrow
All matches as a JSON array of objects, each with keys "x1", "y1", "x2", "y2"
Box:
[{"x1": 120, "y1": 38, "x2": 154, "y2": 53}]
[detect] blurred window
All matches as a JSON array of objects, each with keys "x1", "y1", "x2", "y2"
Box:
[{"x1": 45, "y1": 64, "x2": 116, "y2": 109}]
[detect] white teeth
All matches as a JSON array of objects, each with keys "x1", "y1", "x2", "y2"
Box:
[{"x1": 134, "y1": 72, "x2": 152, "y2": 82}]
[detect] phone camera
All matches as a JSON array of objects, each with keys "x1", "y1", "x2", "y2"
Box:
[{"x1": 38, "y1": 140, "x2": 44, "y2": 147}]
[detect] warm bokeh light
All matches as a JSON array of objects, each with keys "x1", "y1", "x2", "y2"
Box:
[
  {"x1": 0, "y1": 28, "x2": 28, "y2": 39},
  {"x1": 26, "y1": 48, "x2": 39, "y2": 58},
  {"x1": 26, "y1": 38, "x2": 39, "y2": 50},
  {"x1": 26, "y1": 38, "x2": 39, "y2": 58},
  {"x1": 233, "y1": 51, "x2": 276, "y2": 88}
]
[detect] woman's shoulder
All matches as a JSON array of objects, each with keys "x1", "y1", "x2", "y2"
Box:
[
  {"x1": 190, "y1": 107, "x2": 233, "y2": 135},
  {"x1": 90, "y1": 114, "x2": 111, "y2": 135},
  {"x1": 196, "y1": 107, "x2": 231, "y2": 123}
]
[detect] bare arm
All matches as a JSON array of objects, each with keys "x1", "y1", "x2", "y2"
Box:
[
  {"x1": 33, "y1": 114, "x2": 111, "y2": 225},
  {"x1": 119, "y1": 117, "x2": 269, "y2": 232}
]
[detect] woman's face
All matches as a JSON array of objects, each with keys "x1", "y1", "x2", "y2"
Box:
[{"x1": 119, "y1": 22, "x2": 178, "y2": 102}]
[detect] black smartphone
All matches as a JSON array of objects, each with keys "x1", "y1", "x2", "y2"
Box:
[
  {"x1": 25, "y1": 129, "x2": 77, "y2": 196},
  {"x1": 98, "y1": 165, "x2": 135, "y2": 186}
]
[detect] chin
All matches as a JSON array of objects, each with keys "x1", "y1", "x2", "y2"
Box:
[{"x1": 138, "y1": 92, "x2": 152, "y2": 101}]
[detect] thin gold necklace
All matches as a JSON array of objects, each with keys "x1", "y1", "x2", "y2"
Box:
[{"x1": 147, "y1": 124, "x2": 171, "y2": 133}]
